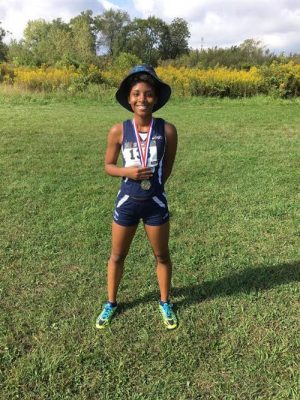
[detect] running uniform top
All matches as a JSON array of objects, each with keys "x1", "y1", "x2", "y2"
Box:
[{"x1": 120, "y1": 117, "x2": 166, "y2": 199}]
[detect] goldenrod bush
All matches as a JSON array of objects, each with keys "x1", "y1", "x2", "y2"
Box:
[
  {"x1": 156, "y1": 66, "x2": 263, "y2": 97},
  {"x1": 101, "y1": 69, "x2": 125, "y2": 88},
  {"x1": 11, "y1": 65, "x2": 79, "y2": 91},
  {"x1": 1, "y1": 62, "x2": 300, "y2": 98},
  {"x1": 260, "y1": 61, "x2": 300, "y2": 98}
]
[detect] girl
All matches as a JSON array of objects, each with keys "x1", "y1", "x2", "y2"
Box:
[{"x1": 96, "y1": 65, "x2": 178, "y2": 330}]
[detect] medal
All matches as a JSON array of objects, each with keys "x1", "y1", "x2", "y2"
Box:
[
  {"x1": 141, "y1": 179, "x2": 151, "y2": 190},
  {"x1": 132, "y1": 118, "x2": 154, "y2": 191}
]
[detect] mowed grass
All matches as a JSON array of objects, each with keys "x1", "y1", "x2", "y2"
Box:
[{"x1": 0, "y1": 92, "x2": 299, "y2": 399}]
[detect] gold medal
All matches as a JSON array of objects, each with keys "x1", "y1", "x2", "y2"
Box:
[{"x1": 141, "y1": 180, "x2": 151, "y2": 190}]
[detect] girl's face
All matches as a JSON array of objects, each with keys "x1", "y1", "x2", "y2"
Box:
[{"x1": 128, "y1": 82, "x2": 157, "y2": 117}]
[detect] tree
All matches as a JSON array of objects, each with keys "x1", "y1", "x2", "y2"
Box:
[
  {"x1": 113, "y1": 52, "x2": 142, "y2": 71},
  {"x1": 166, "y1": 18, "x2": 190, "y2": 59},
  {"x1": 94, "y1": 9, "x2": 130, "y2": 56},
  {"x1": 69, "y1": 10, "x2": 97, "y2": 64},
  {"x1": 46, "y1": 19, "x2": 73, "y2": 65},
  {"x1": 0, "y1": 22, "x2": 8, "y2": 61},
  {"x1": 159, "y1": 37, "x2": 280, "y2": 70},
  {"x1": 23, "y1": 19, "x2": 51, "y2": 65},
  {"x1": 239, "y1": 39, "x2": 272, "y2": 66},
  {"x1": 116, "y1": 16, "x2": 169, "y2": 65},
  {"x1": 10, "y1": 19, "x2": 75, "y2": 66},
  {"x1": 21, "y1": 18, "x2": 75, "y2": 66},
  {"x1": 110, "y1": 16, "x2": 190, "y2": 63},
  {"x1": 17, "y1": 12, "x2": 97, "y2": 66},
  {"x1": 7, "y1": 39, "x2": 32, "y2": 65}
]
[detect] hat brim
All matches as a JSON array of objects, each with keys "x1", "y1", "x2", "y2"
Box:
[{"x1": 115, "y1": 70, "x2": 171, "y2": 113}]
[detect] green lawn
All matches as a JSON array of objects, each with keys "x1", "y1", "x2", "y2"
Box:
[{"x1": 0, "y1": 92, "x2": 299, "y2": 399}]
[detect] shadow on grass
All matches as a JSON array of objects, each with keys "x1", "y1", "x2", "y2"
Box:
[{"x1": 122, "y1": 261, "x2": 300, "y2": 310}]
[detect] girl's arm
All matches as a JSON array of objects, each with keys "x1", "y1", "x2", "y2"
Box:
[
  {"x1": 104, "y1": 124, "x2": 153, "y2": 180},
  {"x1": 104, "y1": 123, "x2": 124, "y2": 177},
  {"x1": 163, "y1": 122, "x2": 178, "y2": 183}
]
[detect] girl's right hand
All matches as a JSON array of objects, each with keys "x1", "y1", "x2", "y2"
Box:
[{"x1": 124, "y1": 166, "x2": 153, "y2": 180}]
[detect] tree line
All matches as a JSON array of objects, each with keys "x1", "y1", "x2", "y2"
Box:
[
  {"x1": 0, "y1": 10, "x2": 189, "y2": 67},
  {"x1": 0, "y1": 11, "x2": 299, "y2": 69}
]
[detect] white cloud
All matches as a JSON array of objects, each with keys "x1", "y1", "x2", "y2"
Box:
[
  {"x1": 132, "y1": 0, "x2": 300, "y2": 53},
  {"x1": 100, "y1": 0, "x2": 121, "y2": 11},
  {"x1": 1, "y1": 0, "x2": 300, "y2": 53},
  {"x1": 1, "y1": 0, "x2": 104, "y2": 41}
]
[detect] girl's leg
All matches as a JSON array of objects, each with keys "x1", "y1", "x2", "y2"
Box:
[
  {"x1": 108, "y1": 221, "x2": 138, "y2": 303},
  {"x1": 144, "y1": 222, "x2": 171, "y2": 302}
]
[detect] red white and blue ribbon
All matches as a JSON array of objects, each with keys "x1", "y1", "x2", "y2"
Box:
[{"x1": 132, "y1": 118, "x2": 153, "y2": 168}]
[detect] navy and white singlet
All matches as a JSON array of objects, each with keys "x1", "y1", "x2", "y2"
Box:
[{"x1": 113, "y1": 117, "x2": 170, "y2": 226}]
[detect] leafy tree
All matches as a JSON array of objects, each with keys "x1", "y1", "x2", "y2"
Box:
[
  {"x1": 166, "y1": 18, "x2": 190, "y2": 59},
  {"x1": 116, "y1": 16, "x2": 169, "y2": 65},
  {"x1": 238, "y1": 39, "x2": 272, "y2": 67},
  {"x1": 6, "y1": 39, "x2": 33, "y2": 65},
  {"x1": 23, "y1": 19, "x2": 51, "y2": 65},
  {"x1": 8, "y1": 19, "x2": 75, "y2": 66},
  {"x1": 163, "y1": 38, "x2": 278, "y2": 69},
  {"x1": 112, "y1": 16, "x2": 190, "y2": 64},
  {"x1": 11, "y1": 12, "x2": 97, "y2": 66},
  {"x1": 94, "y1": 9, "x2": 130, "y2": 56},
  {"x1": 46, "y1": 19, "x2": 73, "y2": 65},
  {"x1": 0, "y1": 22, "x2": 8, "y2": 61},
  {"x1": 113, "y1": 52, "x2": 142, "y2": 71},
  {"x1": 69, "y1": 10, "x2": 97, "y2": 64}
]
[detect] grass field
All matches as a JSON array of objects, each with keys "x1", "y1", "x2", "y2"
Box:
[{"x1": 0, "y1": 91, "x2": 299, "y2": 399}]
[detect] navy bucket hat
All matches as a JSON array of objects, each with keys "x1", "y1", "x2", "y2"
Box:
[{"x1": 115, "y1": 64, "x2": 171, "y2": 113}]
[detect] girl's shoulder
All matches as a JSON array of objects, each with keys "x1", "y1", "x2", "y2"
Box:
[
  {"x1": 154, "y1": 118, "x2": 177, "y2": 135},
  {"x1": 108, "y1": 123, "x2": 123, "y2": 145},
  {"x1": 109, "y1": 122, "x2": 123, "y2": 135},
  {"x1": 164, "y1": 121, "x2": 177, "y2": 139}
]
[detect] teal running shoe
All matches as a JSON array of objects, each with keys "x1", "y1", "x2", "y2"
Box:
[
  {"x1": 96, "y1": 302, "x2": 118, "y2": 329},
  {"x1": 159, "y1": 302, "x2": 178, "y2": 330}
]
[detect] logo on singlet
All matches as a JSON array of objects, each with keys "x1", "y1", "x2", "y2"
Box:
[{"x1": 152, "y1": 135, "x2": 163, "y2": 140}]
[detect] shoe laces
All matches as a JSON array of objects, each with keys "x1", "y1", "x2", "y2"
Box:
[
  {"x1": 162, "y1": 302, "x2": 173, "y2": 318},
  {"x1": 102, "y1": 303, "x2": 114, "y2": 319}
]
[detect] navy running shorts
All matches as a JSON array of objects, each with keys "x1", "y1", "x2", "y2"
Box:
[{"x1": 113, "y1": 192, "x2": 170, "y2": 226}]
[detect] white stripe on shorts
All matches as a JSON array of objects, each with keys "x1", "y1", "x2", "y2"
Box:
[
  {"x1": 116, "y1": 194, "x2": 129, "y2": 208},
  {"x1": 152, "y1": 196, "x2": 166, "y2": 208}
]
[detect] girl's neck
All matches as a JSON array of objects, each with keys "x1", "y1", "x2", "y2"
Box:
[{"x1": 133, "y1": 115, "x2": 153, "y2": 132}]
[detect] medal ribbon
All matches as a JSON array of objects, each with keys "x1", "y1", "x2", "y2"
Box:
[{"x1": 132, "y1": 118, "x2": 153, "y2": 168}]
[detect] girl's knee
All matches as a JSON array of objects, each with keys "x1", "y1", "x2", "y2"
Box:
[
  {"x1": 154, "y1": 252, "x2": 171, "y2": 264},
  {"x1": 110, "y1": 253, "x2": 127, "y2": 264}
]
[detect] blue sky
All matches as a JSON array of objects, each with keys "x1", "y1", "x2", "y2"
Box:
[{"x1": 1, "y1": 0, "x2": 300, "y2": 54}]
